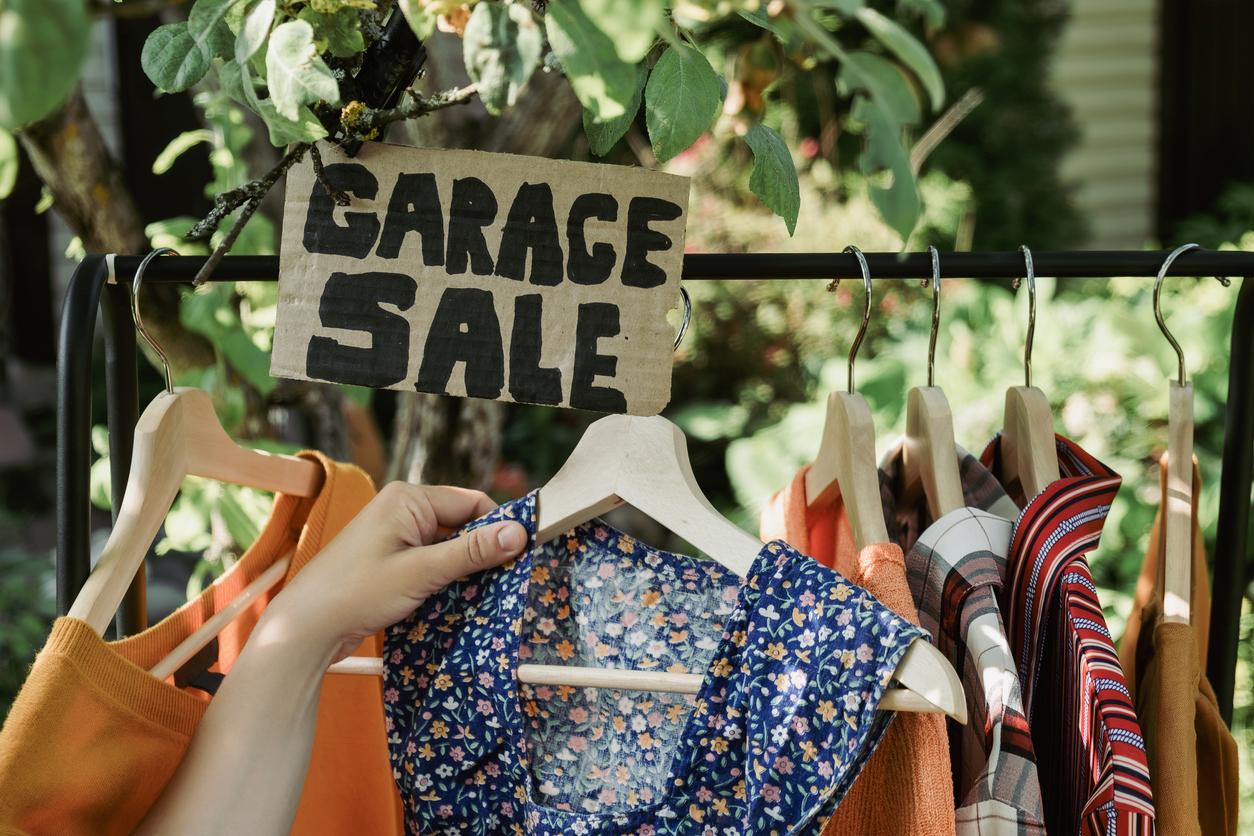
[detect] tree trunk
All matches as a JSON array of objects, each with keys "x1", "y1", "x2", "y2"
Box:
[
  {"x1": 387, "y1": 32, "x2": 585, "y2": 490},
  {"x1": 19, "y1": 86, "x2": 213, "y2": 372}
]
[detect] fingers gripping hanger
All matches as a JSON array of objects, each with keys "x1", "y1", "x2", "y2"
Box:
[
  {"x1": 1000, "y1": 246, "x2": 1060, "y2": 500},
  {"x1": 70, "y1": 249, "x2": 323, "y2": 636},
  {"x1": 1155, "y1": 244, "x2": 1230, "y2": 626},
  {"x1": 334, "y1": 286, "x2": 967, "y2": 721},
  {"x1": 901, "y1": 247, "x2": 965, "y2": 519},
  {"x1": 805, "y1": 246, "x2": 891, "y2": 548}
]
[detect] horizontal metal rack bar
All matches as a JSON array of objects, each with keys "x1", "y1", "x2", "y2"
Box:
[{"x1": 107, "y1": 250, "x2": 1254, "y2": 282}]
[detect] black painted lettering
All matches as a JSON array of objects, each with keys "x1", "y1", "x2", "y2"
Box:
[
  {"x1": 416, "y1": 287, "x2": 504, "y2": 399},
  {"x1": 495, "y1": 182, "x2": 564, "y2": 285},
  {"x1": 306, "y1": 271, "x2": 415, "y2": 387},
  {"x1": 445, "y1": 177, "x2": 498, "y2": 276},
  {"x1": 302, "y1": 164, "x2": 381, "y2": 258},
  {"x1": 570, "y1": 302, "x2": 627, "y2": 412},
  {"x1": 376, "y1": 172, "x2": 445, "y2": 264},
  {"x1": 566, "y1": 193, "x2": 618, "y2": 285},
  {"x1": 508, "y1": 294, "x2": 562, "y2": 405},
  {"x1": 622, "y1": 196, "x2": 682, "y2": 288}
]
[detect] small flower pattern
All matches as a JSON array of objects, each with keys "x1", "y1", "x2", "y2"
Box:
[{"x1": 383, "y1": 492, "x2": 925, "y2": 836}]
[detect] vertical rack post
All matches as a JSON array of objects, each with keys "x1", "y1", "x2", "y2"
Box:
[
  {"x1": 55, "y1": 256, "x2": 109, "y2": 616},
  {"x1": 1208, "y1": 275, "x2": 1254, "y2": 723},
  {"x1": 101, "y1": 279, "x2": 144, "y2": 636}
]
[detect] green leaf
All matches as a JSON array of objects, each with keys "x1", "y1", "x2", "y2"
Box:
[
  {"x1": 854, "y1": 8, "x2": 943, "y2": 110},
  {"x1": 545, "y1": 0, "x2": 638, "y2": 121},
  {"x1": 236, "y1": 0, "x2": 276, "y2": 64},
  {"x1": 645, "y1": 42, "x2": 723, "y2": 163},
  {"x1": 266, "y1": 20, "x2": 341, "y2": 121},
  {"x1": 737, "y1": 9, "x2": 800, "y2": 46},
  {"x1": 853, "y1": 96, "x2": 920, "y2": 241},
  {"x1": 838, "y1": 50, "x2": 920, "y2": 126},
  {"x1": 463, "y1": 4, "x2": 543, "y2": 115},
  {"x1": 257, "y1": 100, "x2": 328, "y2": 145},
  {"x1": 575, "y1": 0, "x2": 662, "y2": 63},
  {"x1": 582, "y1": 61, "x2": 645, "y2": 156},
  {"x1": 142, "y1": 23, "x2": 213, "y2": 93},
  {"x1": 146, "y1": 216, "x2": 211, "y2": 254},
  {"x1": 153, "y1": 130, "x2": 214, "y2": 175},
  {"x1": 397, "y1": 0, "x2": 436, "y2": 39},
  {"x1": 744, "y1": 123, "x2": 800, "y2": 235},
  {"x1": 812, "y1": 0, "x2": 863, "y2": 13},
  {"x1": 0, "y1": 0, "x2": 89, "y2": 130},
  {"x1": 298, "y1": 6, "x2": 365, "y2": 59},
  {"x1": 180, "y1": 284, "x2": 277, "y2": 395},
  {"x1": 670, "y1": 402, "x2": 749, "y2": 441},
  {"x1": 0, "y1": 130, "x2": 17, "y2": 201}
]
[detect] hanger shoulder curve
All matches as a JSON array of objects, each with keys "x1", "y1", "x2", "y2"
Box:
[
  {"x1": 1162, "y1": 382, "x2": 1194, "y2": 625},
  {"x1": 537, "y1": 414, "x2": 761, "y2": 577},
  {"x1": 891, "y1": 636, "x2": 968, "y2": 723},
  {"x1": 1001, "y1": 385, "x2": 1059, "y2": 499},
  {"x1": 177, "y1": 388, "x2": 323, "y2": 498},
  {"x1": 903, "y1": 386, "x2": 965, "y2": 519},
  {"x1": 805, "y1": 391, "x2": 889, "y2": 549},
  {"x1": 68, "y1": 389, "x2": 321, "y2": 635}
]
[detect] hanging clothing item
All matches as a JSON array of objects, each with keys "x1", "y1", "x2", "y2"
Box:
[
  {"x1": 0, "y1": 453, "x2": 401, "y2": 836},
  {"x1": 878, "y1": 444, "x2": 1045, "y2": 835},
  {"x1": 1118, "y1": 456, "x2": 1238, "y2": 835},
  {"x1": 981, "y1": 434, "x2": 1155, "y2": 835},
  {"x1": 382, "y1": 492, "x2": 925, "y2": 836},
  {"x1": 760, "y1": 467, "x2": 956, "y2": 836}
]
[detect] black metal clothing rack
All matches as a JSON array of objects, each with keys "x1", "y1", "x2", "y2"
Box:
[{"x1": 56, "y1": 250, "x2": 1254, "y2": 723}]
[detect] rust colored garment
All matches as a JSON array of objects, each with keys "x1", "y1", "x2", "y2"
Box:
[
  {"x1": 0, "y1": 453, "x2": 402, "y2": 836},
  {"x1": 1119, "y1": 456, "x2": 1239, "y2": 836},
  {"x1": 761, "y1": 465, "x2": 956, "y2": 836}
]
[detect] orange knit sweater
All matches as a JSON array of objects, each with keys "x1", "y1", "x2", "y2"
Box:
[
  {"x1": 0, "y1": 453, "x2": 402, "y2": 836},
  {"x1": 761, "y1": 465, "x2": 956, "y2": 836}
]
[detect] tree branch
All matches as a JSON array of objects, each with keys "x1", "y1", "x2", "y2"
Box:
[
  {"x1": 187, "y1": 143, "x2": 310, "y2": 244},
  {"x1": 340, "y1": 84, "x2": 479, "y2": 140}
]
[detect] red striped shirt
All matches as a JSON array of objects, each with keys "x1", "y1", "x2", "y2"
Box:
[{"x1": 982, "y1": 434, "x2": 1155, "y2": 836}]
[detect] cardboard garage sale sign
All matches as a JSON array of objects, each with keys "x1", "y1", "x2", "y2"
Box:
[{"x1": 271, "y1": 142, "x2": 690, "y2": 415}]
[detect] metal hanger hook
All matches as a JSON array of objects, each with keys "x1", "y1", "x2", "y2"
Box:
[
  {"x1": 1154, "y1": 243, "x2": 1230, "y2": 386},
  {"x1": 923, "y1": 246, "x2": 941, "y2": 387},
  {"x1": 1012, "y1": 244, "x2": 1036, "y2": 388},
  {"x1": 673, "y1": 285, "x2": 692, "y2": 352},
  {"x1": 132, "y1": 247, "x2": 179, "y2": 394},
  {"x1": 826, "y1": 245, "x2": 873, "y2": 393}
]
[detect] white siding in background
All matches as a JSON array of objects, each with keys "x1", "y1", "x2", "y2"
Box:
[{"x1": 1051, "y1": 0, "x2": 1159, "y2": 248}]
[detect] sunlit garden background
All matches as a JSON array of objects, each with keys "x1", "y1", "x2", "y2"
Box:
[{"x1": 1, "y1": 0, "x2": 1251, "y2": 826}]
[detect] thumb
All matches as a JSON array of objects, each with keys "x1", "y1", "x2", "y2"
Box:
[{"x1": 411, "y1": 521, "x2": 528, "y2": 590}]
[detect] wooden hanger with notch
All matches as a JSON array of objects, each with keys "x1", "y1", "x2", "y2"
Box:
[
  {"x1": 332, "y1": 286, "x2": 966, "y2": 721},
  {"x1": 1000, "y1": 246, "x2": 1059, "y2": 500},
  {"x1": 1153, "y1": 244, "x2": 1229, "y2": 625},
  {"x1": 68, "y1": 249, "x2": 323, "y2": 640},
  {"x1": 901, "y1": 247, "x2": 965, "y2": 520}
]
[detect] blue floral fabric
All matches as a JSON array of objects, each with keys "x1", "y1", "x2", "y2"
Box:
[{"x1": 383, "y1": 492, "x2": 926, "y2": 835}]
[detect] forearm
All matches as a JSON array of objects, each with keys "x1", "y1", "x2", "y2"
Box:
[{"x1": 137, "y1": 606, "x2": 337, "y2": 836}]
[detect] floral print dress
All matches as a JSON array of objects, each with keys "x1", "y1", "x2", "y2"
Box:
[{"x1": 383, "y1": 493, "x2": 926, "y2": 835}]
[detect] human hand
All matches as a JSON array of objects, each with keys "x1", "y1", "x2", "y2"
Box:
[{"x1": 265, "y1": 482, "x2": 528, "y2": 665}]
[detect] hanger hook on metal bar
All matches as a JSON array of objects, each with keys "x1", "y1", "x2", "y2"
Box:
[
  {"x1": 1010, "y1": 245, "x2": 1037, "y2": 388},
  {"x1": 827, "y1": 245, "x2": 873, "y2": 393},
  {"x1": 1154, "y1": 243, "x2": 1231, "y2": 386},
  {"x1": 132, "y1": 248, "x2": 179, "y2": 394},
  {"x1": 674, "y1": 285, "x2": 692, "y2": 352},
  {"x1": 923, "y1": 246, "x2": 941, "y2": 388}
]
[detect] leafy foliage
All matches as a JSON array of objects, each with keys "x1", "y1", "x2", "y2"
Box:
[
  {"x1": 0, "y1": 0, "x2": 90, "y2": 130},
  {"x1": 135, "y1": 0, "x2": 948, "y2": 240}
]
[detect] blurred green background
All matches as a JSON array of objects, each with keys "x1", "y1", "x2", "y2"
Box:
[{"x1": 2, "y1": 0, "x2": 1253, "y2": 827}]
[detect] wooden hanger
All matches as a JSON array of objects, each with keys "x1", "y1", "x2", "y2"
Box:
[
  {"x1": 70, "y1": 249, "x2": 322, "y2": 637},
  {"x1": 1000, "y1": 246, "x2": 1059, "y2": 500},
  {"x1": 1153, "y1": 244, "x2": 1230, "y2": 625},
  {"x1": 901, "y1": 248, "x2": 965, "y2": 520},
  {"x1": 805, "y1": 246, "x2": 891, "y2": 549},
  {"x1": 330, "y1": 286, "x2": 967, "y2": 721}
]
